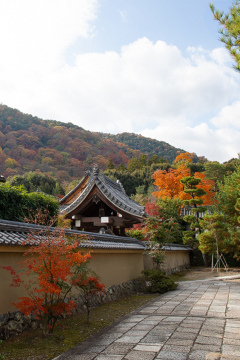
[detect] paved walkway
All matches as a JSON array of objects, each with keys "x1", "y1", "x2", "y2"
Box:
[{"x1": 54, "y1": 275, "x2": 240, "y2": 360}]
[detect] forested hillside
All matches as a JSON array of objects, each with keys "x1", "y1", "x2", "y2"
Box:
[
  {"x1": 0, "y1": 104, "x2": 186, "y2": 186},
  {"x1": 99, "y1": 133, "x2": 186, "y2": 163}
]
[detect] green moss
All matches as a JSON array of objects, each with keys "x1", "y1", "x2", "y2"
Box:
[
  {"x1": 0, "y1": 294, "x2": 158, "y2": 360},
  {"x1": 168, "y1": 272, "x2": 186, "y2": 282}
]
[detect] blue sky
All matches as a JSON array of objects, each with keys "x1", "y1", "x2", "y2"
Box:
[
  {"x1": 76, "y1": 0, "x2": 230, "y2": 54},
  {"x1": 0, "y1": 0, "x2": 239, "y2": 162}
]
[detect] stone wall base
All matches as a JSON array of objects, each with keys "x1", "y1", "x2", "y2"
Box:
[
  {"x1": 0, "y1": 277, "x2": 146, "y2": 340},
  {"x1": 164, "y1": 263, "x2": 190, "y2": 275}
]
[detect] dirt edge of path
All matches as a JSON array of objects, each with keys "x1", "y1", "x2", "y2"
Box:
[{"x1": 175, "y1": 266, "x2": 240, "y2": 281}]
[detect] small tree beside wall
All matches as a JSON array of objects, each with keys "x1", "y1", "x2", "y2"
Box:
[{"x1": 1, "y1": 219, "x2": 106, "y2": 335}]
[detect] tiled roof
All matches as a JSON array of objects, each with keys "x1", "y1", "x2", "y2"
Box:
[
  {"x1": 60, "y1": 164, "x2": 146, "y2": 219},
  {"x1": 144, "y1": 241, "x2": 192, "y2": 252},
  {"x1": 162, "y1": 243, "x2": 192, "y2": 251},
  {"x1": 0, "y1": 220, "x2": 146, "y2": 251}
]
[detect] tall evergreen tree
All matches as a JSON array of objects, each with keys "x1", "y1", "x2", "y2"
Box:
[
  {"x1": 106, "y1": 157, "x2": 116, "y2": 170},
  {"x1": 180, "y1": 176, "x2": 208, "y2": 265},
  {"x1": 210, "y1": 1, "x2": 240, "y2": 71},
  {"x1": 198, "y1": 214, "x2": 229, "y2": 269}
]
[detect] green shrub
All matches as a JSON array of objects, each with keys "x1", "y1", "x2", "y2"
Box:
[
  {"x1": 142, "y1": 269, "x2": 178, "y2": 293},
  {"x1": 0, "y1": 183, "x2": 59, "y2": 223},
  {"x1": 8, "y1": 172, "x2": 65, "y2": 196},
  {"x1": 126, "y1": 228, "x2": 145, "y2": 240}
]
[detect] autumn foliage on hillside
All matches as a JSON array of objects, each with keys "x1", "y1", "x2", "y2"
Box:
[
  {"x1": 0, "y1": 105, "x2": 183, "y2": 184},
  {"x1": 100, "y1": 132, "x2": 185, "y2": 163}
]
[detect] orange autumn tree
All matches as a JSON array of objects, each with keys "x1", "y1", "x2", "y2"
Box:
[
  {"x1": 148, "y1": 153, "x2": 216, "y2": 266},
  {"x1": 152, "y1": 152, "x2": 193, "y2": 199},
  {"x1": 4, "y1": 225, "x2": 91, "y2": 335},
  {"x1": 178, "y1": 172, "x2": 216, "y2": 205},
  {"x1": 153, "y1": 152, "x2": 215, "y2": 206},
  {"x1": 174, "y1": 151, "x2": 194, "y2": 165},
  {"x1": 175, "y1": 153, "x2": 215, "y2": 205},
  {"x1": 152, "y1": 167, "x2": 190, "y2": 199},
  {"x1": 193, "y1": 172, "x2": 216, "y2": 205}
]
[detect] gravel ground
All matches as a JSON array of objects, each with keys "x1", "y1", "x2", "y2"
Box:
[{"x1": 177, "y1": 267, "x2": 240, "y2": 281}]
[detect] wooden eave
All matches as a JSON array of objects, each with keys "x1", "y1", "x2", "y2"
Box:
[
  {"x1": 60, "y1": 175, "x2": 89, "y2": 206},
  {"x1": 65, "y1": 185, "x2": 143, "y2": 223}
]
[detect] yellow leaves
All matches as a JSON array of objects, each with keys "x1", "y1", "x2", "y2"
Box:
[{"x1": 4, "y1": 157, "x2": 20, "y2": 169}]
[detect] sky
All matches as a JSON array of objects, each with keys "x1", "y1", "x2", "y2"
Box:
[{"x1": 0, "y1": 0, "x2": 239, "y2": 163}]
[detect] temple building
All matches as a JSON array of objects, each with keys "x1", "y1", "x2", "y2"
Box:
[{"x1": 60, "y1": 164, "x2": 146, "y2": 235}]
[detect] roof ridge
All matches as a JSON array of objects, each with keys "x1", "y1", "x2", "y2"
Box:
[
  {"x1": 60, "y1": 172, "x2": 89, "y2": 204},
  {"x1": 0, "y1": 219, "x2": 146, "y2": 250}
]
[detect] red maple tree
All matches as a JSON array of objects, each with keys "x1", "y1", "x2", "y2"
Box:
[
  {"x1": 72, "y1": 273, "x2": 105, "y2": 322},
  {"x1": 3, "y1": 226, "x2": 91, "y2": 334}
]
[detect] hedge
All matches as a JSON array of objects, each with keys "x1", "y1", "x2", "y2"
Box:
[{"x1": 0, "y1": 183, "x2": 59, "y2": 223}]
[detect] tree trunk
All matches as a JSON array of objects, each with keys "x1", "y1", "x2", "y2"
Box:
[{"x1": 202, "y1": 252, "x2": 208, "y2": 267}]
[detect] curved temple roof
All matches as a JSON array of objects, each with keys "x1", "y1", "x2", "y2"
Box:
[{"x1": 60, "y1": 164, "x2": 146, "y2": 220}]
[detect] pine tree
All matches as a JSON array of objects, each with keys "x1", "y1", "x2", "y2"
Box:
[
  {"x1": 118, "y1": 162, "x2": 126, "y2": 171},
  {"x1": 210, "y1": 1, "x2": 240, "y2": 71},
  {"x1": 106, "y1": 157, "x2": 116, "y2": 170},
  {"x1": 198, "y1": 214, "x2": 229, "y2": 270},
  {"x1": 180, "y1": 176, "x2": 208, "y2": 266}
]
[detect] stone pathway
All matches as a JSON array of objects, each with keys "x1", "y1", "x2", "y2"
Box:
[{"x1": 54, "y1": 276, "x2": 240, "y2": 360}]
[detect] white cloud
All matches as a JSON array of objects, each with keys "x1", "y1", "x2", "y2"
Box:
[
  {"x1": 39, "y1": 38, "x2": 238, "y2": 162},
  {"x1": 141, "y1": 123, "x2": 240, "y2": 162},
  {"x1": 0, "y1": 0, "x2": 98, "y2": 90},
  {"x1": 41, "y1": 38, "x2": 238, "y2": 131},
  {"x1": 210, "y1": 47, "x2": 233, "y2": 67},
  {"x1": 0, "y1": 3, "x2": 239, "y2": 164},
  {"x1": 211, "y1": 100, "x2": 240, "y2": 129}
]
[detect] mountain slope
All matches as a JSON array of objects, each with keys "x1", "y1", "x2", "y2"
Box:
[
  {"x1": 0, "y1": 104, "x2": 186, "y2": 184},
  {"x1": 99, "y1": 132, "x2": 185, "y2": 163}
]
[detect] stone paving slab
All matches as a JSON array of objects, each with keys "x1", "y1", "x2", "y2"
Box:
[
  {"x1": 124, "y1": 349, "x2": 157, "y2": 360},
  {"x1": 206, "y1": 353, "x2": 240, "y2": 360},
  {"x1": 102, "y1": 343, "x2": 133, "y2": 355},
  {"x1": 54, "y1": 275, "x2": 240, "y2": 360},
  {"x1": 95, "y1": 355, "x2": 124, "y2": 360}
]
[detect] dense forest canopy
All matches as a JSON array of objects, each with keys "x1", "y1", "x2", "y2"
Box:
[
  {"x1": 99, "y1": 132, "x2": 187, "y2": 163},
  {"x1": 0, "y1": 104, "x2": 187, "y2": 188}
]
